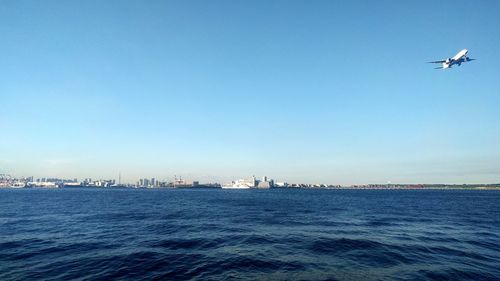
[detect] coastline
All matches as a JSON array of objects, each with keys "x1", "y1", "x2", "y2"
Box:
[{"x1": 1, "y1": 185, "x2": 499, "y2": 190}]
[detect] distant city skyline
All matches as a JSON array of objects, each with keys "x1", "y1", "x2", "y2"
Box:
[
  {"x1": 1, "y1": 0, "x2": 500, "y2": 185},
  {"x1": 2, "y1": 173, "x2": 499, "y2": 190}
]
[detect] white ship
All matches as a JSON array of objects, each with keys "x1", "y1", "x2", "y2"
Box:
[
  {"x1": 8, "y1": 182, "x2": 27, "y2": 188},
  {"x1": 221, "y1": 179, "x2": 255, "y2": 189}
]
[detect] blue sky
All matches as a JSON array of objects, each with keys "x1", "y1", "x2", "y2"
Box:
[{"x1": 1, "y1": 0, "x2": 499, "y2": 184}]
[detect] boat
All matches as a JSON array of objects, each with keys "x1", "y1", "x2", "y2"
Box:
[{"x1": 221, "y1": 179, "x2": 255, "y2": 189}]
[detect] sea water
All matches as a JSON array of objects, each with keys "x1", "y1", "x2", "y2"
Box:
[{"x1": 1, "y1": 188, "x2": 499, "y2": 280}]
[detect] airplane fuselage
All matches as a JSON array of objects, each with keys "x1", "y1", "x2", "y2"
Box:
[{"x1": 442, "y1": 49, "x2": 469, "y2": 69}]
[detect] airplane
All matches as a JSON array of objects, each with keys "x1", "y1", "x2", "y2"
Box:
[{"x1": 428, "y1": 49, "x2": 475, "y2": 69}]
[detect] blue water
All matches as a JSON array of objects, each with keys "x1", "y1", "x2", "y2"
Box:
[{"x1": 1, "y1": 189, "x2": 499, "y2": 280}]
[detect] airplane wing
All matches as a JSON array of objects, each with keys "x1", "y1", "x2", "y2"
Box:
[{"x1": 427, "y1": 60, "x2": 446, "y2": 63}]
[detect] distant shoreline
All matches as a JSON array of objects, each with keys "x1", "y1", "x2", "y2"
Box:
[{"x1": 1, "y1": 186, "x2": 499, "y2": 190}]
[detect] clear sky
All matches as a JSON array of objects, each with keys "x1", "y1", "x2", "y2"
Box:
[{"x1": 1, "y1": 0, "x2": 500, "y2": 185}]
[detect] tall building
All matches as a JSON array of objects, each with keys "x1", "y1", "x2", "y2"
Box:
[{"x1": 139, "y1": 178, "x2": 147, "y2": 186}]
